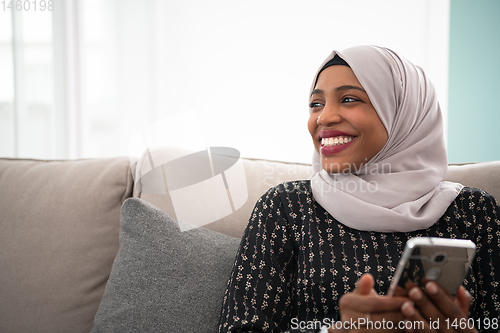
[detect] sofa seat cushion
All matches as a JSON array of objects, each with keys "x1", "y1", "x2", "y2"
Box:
[
  {"x1": 0, "y1": 157, "x2": 134, "y2": 333},
  {"x1": 91, "y1": 198, "x2": 240, "y2": 333}
]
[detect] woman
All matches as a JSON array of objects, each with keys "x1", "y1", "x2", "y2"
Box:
[{"x1": 218, "y1": 46, "x2": 500, "y2": 332}]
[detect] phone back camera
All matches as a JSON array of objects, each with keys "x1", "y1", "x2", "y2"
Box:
[{"x1": 432, "y1": 253, "x2": 447, "y2": 264}]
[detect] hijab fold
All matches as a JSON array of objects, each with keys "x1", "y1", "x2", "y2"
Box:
[{"x1": 310, "y1": 46, "x2": 463, "y2": 232}]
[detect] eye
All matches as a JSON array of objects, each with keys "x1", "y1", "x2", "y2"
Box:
[
  {"x1": 341, "y1": 97, "x2": 360, "y2": 103},
  {"x1": 309, "y1": 102, "x2": 324, "y2": 108}
]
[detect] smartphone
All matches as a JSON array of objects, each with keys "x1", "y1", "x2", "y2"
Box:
[{"x1": 387, "y1": 237, "x2": 476, "y2": 296}]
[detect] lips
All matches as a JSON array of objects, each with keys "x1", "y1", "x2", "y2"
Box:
[{"x1": 318, "y1": 130, "x2": 358, "y2": 156}]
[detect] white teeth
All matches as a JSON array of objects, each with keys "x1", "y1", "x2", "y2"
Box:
[{"x1": 321, "y1": 136, "x2": 355, "y2": 147}]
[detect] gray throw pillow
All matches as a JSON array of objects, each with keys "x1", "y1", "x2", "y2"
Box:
[{"x1": 91, "y1": 198, "x2": 241, "y2": 333}]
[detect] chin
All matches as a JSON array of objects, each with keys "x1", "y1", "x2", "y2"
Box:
[
  {"x1": 321, "y1": 159, "x2": 343, "y2": 174},
  {"x1": 321, "y1": 156, "x2": 361, "y2": 174}
]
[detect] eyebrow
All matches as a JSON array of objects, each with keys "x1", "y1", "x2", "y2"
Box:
[{"x1": 310, "y1": 85, "x2": 366, "y2": 96}]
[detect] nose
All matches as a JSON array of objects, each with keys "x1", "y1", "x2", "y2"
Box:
[{"x1": 317, "y1": 104, "x2": 342, "y2": 126}]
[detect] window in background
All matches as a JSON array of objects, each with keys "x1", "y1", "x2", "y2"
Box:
[
  {"x1": 1, "y1": 8, "x2": 54, "y2": 159},
  {"x1": 0, "y1": 10, "x2": 14, "y2": 157},
  {"x1": 18, "y1": 10, "x2": 54, "y2": 159},
  {"x1": 80, "y1": 0, "x2": 120, "y2": 158},
  {"x1": 1, "y1": 0, "x2": 450, "y2": 164}
]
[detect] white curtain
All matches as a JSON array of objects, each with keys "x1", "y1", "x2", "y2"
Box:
[{"x1": 0, "y1": 0, "x2": 450, "y2": 163}]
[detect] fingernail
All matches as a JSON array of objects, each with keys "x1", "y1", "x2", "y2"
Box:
[
  {"x1": 425, "y1": 281, "x2": 438, "y2": 295},
  {"x1": 402, "y1": 301, "x2": 415, "y2": 316},
  {"x1": 409, "y1": 287, "x2": 422, "y2": 301}
]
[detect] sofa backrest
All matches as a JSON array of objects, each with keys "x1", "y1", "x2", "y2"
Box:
[
  {"x1": 445, "y1": 161, "x2": 500, "y2": 200},
  {"x1": 133, "y1": 147, "x2": 500, "y2": 238}
]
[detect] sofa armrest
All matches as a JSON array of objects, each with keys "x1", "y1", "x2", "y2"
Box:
[{"x1": 0, "y1": 157, "x2": 134, "y2": 333}]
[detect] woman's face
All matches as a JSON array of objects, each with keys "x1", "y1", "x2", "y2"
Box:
[{"x1": 307, "y1": 65, "x2": 388, "y2": 173}]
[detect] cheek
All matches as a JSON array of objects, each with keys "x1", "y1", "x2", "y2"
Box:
[
  {"x1": 370, "y1": 116, "x2": 388, "y2": 149},
  {"x1": 363, "y1": 116, "x2": 388, "y2": 154},
  {"x1": 378, "y1": 129, "x2": 388, "y2": 149},
  {"x1": 307, "y1": 114, "x2": 317, "y2": 137}
]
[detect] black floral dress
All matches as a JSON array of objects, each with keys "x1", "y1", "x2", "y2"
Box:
[{"x1": 218, "y1": 180, "x2": 500, "y2": 332}]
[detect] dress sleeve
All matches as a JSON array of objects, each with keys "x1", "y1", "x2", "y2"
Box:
[
  {"x1": 218, "y1": 186, "x2": 315, "y2": 333},
  {"x1": 469, "y1": 190, "x2": 500, "y2": 329}
]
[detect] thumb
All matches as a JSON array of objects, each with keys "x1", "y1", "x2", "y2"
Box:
[{"x1": 353, "y1": 273, "x2": 375, "y2": 295}]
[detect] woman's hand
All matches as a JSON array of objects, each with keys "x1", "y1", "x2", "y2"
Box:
[
  {"x1": 328, "y1": 273, "x2": 408, "y2": 332},
  {"x1": 400, "y1": 282, "x2": 477, "y2": 332}
]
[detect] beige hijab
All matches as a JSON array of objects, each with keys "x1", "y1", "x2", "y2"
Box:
[{"x1": 310, "y1": 46, "x2": 463, "y2": 232}]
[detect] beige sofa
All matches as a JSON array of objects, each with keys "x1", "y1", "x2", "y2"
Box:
[{"x1": 0, "y1": 150, "x2": 499, "y2": 333}]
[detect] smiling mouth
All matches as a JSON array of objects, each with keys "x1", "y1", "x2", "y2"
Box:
[{"x1": 321, "y1": 136, "x2": 356, "y2": 147}]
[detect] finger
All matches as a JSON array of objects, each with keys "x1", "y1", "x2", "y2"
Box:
[
  {"x1": 394, "y1": 285, "x2": 409, "y2": 297},
  {"x1": 369, "y1": 310, "x2": 407, "y2": 325},
  {"x1": 338, "y1": 310, "x2": 407, "y2": 332},
  {"x1": 455, "y1": 286, "x2": 472, "y2": 316},
  {"x1": 422, "y1": 282, "x2": 478, "y2": 333},
  {"x1": 401, "y1": 301, "x2": 434, "y2": 332},
  {"x1": 340, "y1": 293, "x2": 409, "y2": 314},
  {"x1": 353, "y1": 273, "x2": 374, "y2": 295},
  {"x1": 406, "y1": 285, "x2": 449, "y2": 331},
  {"x1": 424, "y1": 282, "x2": 471, "y2": 324},
  {"x1": 405, "y1": 281, "x2": 419, "y2": 290}
]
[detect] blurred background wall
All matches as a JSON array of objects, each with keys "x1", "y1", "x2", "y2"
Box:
[
  {"x1": 2, "y1": 0, "x2": 495, "y2": 164},
  {"x1": 448, "y1": 0, "x2": 500, "y2": 163}
]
